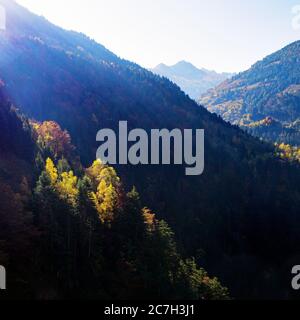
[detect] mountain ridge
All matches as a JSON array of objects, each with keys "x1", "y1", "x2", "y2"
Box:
[
  {"x1": 1, "y1": 0, "x2": 300, "y2": 299},
  {"x1": 200, "y1": 40, "x2": 300, "y2": 146},
  {"x1": 151, "y1": 60, "x2": 233, "y2": 100}
]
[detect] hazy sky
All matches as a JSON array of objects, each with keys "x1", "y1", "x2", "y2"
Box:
[{"x1": 16, "y1": 0, "x2": 300, "y2": 73}]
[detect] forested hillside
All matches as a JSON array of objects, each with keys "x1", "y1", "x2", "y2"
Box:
[
  {"x1": 1, "y1": 1, "x2": 300, "y2": 299},
  {"x1": 0, "y1": 87, "x2": 228, "y2": 299},
  {"x1": 200, "y1": 41, "x2": 300, "y2": 146}
]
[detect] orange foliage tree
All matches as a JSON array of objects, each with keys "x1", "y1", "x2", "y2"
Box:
[{"x1": 32, "y1": 121, "x2": 74, "y2": 159}]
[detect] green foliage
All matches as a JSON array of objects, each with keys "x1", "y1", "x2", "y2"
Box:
[{"x1": 176, "y1": 259, "x2": 230, "y2": 300}]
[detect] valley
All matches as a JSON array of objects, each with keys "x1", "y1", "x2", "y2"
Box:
[{"x1": 0, "y1": 0, "x2": 300, "y2": 300}]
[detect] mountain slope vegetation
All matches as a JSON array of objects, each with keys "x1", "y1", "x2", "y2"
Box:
[
  {"x1": 1, "y1": 1, "x2": 300, "y2": 299},
  {"x1": 0, "y1": 86, "x2": 229, "y2": 299},
  {"x1": 200, "y1": 41, "x2": 300, "y2": 146}
]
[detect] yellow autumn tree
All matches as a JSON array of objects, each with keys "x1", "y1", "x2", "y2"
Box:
[
  {"x1": 143, "y1": 207, "x2": 156, "y2": 231},
  {"x1": 86, "y1": 160, "x2": 120, "y2": 186},
  {"x1": 98, "y1": 167, "x2": 120, "y2": 187},
  {"x1": 277, "y1": 143, "x2": 300, "y2": 162},
  {"x1": 143, "y1": 207, "x2": 155, "y2": 224},
  {"x1": 86, "y1": 159, "x2": 105, "y2": 187},
  {"x1": 86, "y1": 160, "x2": 120, "y2": 223},
  {"x1": 56, "y1": 171, "x2": 79, "y2": 206},
  {"x1": 45, "y1": 157, "x2": 78, "y2": 206},
  {"x1": 45, "y1": 158, "x2": 58, "y2": 185},
  {"x1": 90, "y1": 180, "x2": 118, "y2": 222}
]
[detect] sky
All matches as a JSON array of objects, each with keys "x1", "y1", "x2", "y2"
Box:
[{"x1": 15, "y1": 0, "x2": 300, "y2": 73}]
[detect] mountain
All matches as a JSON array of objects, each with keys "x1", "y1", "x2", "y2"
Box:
[
  {"x1": 151, "y1": 61, "x2": 233, "y2": 100},
  {"x1": 200, "y1": 41, "x2": 300, "y2": 146},
  {"x1": 1, "y1": 0, "x2": 300, "y2": 299},
  {"x1": 0, "y1": 85, "x2": 229, "y2": 299}
]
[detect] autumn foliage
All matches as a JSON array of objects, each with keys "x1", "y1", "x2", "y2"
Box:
[{"x1": 32, "y1": 121, "x2": 74, "y2": 160}]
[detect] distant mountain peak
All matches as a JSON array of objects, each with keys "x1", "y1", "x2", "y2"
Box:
[
  {"x1": 151, "y1": 60, "x2": 233, "y2": 100},
  {"x1": 156, "y1": 62, "x2": 167, "y2": 67},
  {"x1": 174, "y1": 60, "x2": 197, "y2": 68},
  {"x1": 154, "y1": 60, "x2": 196, "y2": 69}
]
